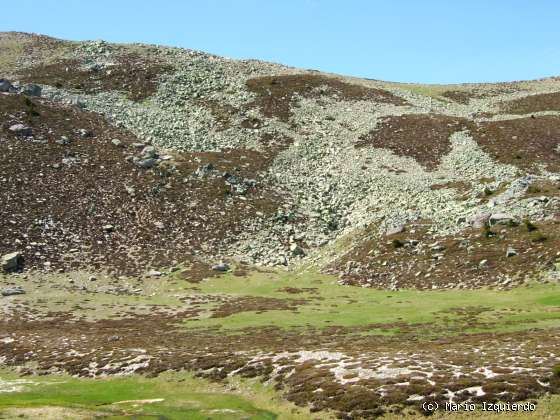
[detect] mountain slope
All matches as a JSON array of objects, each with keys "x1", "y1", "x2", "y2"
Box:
[{"x1": 2, "y1": 32, "x2": 560, "y2": 419}]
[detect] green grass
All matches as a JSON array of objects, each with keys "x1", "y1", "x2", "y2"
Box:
[
  {"x1": 181, "y1": 268, "x2": 560, "y2": 336},
  {"x1": 0, "y1": 370, "x2": 317, "y2": 420}
]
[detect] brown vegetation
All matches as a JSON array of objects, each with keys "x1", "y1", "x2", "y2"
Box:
[
  {"x1": 246, "y1": 74, "x2": 408, "y2": 122},
  {"x1": 0, "y1": 94, "x2": 284, "y2": 276},
  {"x1": 355, "y1": 114, "x2": 472, "y2": 170},
  {"x1": 473, "y1": 116, "x2": 560, "y2": 172},
  {"x1": 501, "y1": 91, "x2": 560, "y2": 114},
  {"x1": 19, "y1": 55, "x2": 172, "y2": 101}
]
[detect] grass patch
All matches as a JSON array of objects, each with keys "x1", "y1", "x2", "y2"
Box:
[
  {"x1": 181, "y1": 269, "x2": 560, "y2": 335},
  {"x1": 0, "y1": 369, "x2": 317, "y2": 420}
]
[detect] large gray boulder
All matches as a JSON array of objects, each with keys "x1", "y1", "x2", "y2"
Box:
[
  {"x1": 2, "y1": 252, "x2": 23, "y2": 272},
  {"x1": 8, "y1": 124, "x2": 32, "y2": 137},
  {"x1": 1, "y1": 286, "x2": 25, "y2": 296},
  {"x1": 489, "y1": 213, "x2": 517, "y2": 226},
  {"x1": 468, "y1": 212, "x2": 490, "y2": 228},
  {"x1": 21, "y1": 84, "x2": 42, "y2": 97},
  {"x1": 212, "y1": 262, "x2": 230, "y2": 272},
  {"x1": 0, "y1": 79, "x2": 14, "y2": 92}
]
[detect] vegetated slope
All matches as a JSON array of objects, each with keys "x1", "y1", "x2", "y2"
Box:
[{"x1": 2, "y1": 32, "x2": 560, "y2": 419}]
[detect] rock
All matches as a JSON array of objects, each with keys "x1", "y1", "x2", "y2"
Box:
[
  {"x1": 506, "y1": 247, "x2": 517, "y2": 257},
  {"x1": 88, "y1": 275, "x2": 97, "y2": 281},
  {"x1": 212, "y1": 262, "x2": 230, "y2": 272},
  {"x1": 1, "y1": 286, "x2": 25, "y2": 296},
  {"x1": 55, "y1": 136, "x2": 71, "y2": 145},
  {"x1": 489, "y1": 213, "x2": 517, "y2": 226},
  {"x1": 132, "y1": 142, "x2": 145, "y2": 149},
  {"x1": 0, "y1": 79, "x2": 14, "y2": 92},
  {"x1": 289, "y1": 243, "x2": 305, "y2": 256},
  {"x1": 430, "y1": 243, "x2": 446, "y2": 252},
  {"x1": 111, "y1": 139, "x2": 123, "y2": 147},
  {"x1": 77, "y1": 129, "x2": 92, "y2": 138},
  {"x1": 468, "y1": 212, "x2": 490, "y2": 228},
  {"x1": 154, "y1": 222, "x2": 165, "y2": 229},
  {"x1": 137, "y1": 158, "x2": 158, "y2": 169},
  {"x1": 21, "y1": 84, "x2": 42, "y2": 97},
  {"x1": 2, "y1": 252, "x2": 23, "y2": 272},
  {"x1": 141, "y1": 145, "x2": 157, "y2": 158},
  {"x1": 9, "y1": 124, "x2": 32, "y2": 137},
  {"x1": 194, "y1": 164, "x2": 214, "y2": 178},
  {"x1": 102, "y1": 224, "x2": 114, "y2": 232},
  {"x1": 385, "y1": 225, "x2": 405, "y2": 236},
  {"x1": 148, "y1": 270, "x2": 163, "y2": 277}
]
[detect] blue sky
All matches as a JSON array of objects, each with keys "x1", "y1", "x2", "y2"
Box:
[{"x1": 3, "y1": 0, "x2": 560, "y2": 84}]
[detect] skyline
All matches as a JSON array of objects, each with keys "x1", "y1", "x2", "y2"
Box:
[{"x1": 2, "y1": 0, "x2": 560, "y2": 84}]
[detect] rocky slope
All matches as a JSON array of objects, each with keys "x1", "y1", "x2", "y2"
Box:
[{"x1": 2, "y1": 31, "x2": 560, "y2": 287}]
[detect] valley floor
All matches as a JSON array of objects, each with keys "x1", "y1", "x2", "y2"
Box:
[{"x1": 1, "y1": 268, "x2": 560, "y2": 418}]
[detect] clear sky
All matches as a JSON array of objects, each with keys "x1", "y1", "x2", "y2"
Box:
[{"x1": 3, "y1": 0, "x2": 560, "y2": 84}]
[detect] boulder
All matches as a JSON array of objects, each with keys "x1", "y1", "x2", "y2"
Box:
[
  {"x1": 148, "y1": 270, "x2": 163, "y2": 277},
  {"x1": 2, "y1": 252, "x2": 23, "y2": 272},
  {"x1": 505, "y1": 247, "x2": 517, "y2": 257},
  {"x1": 21, "y1": 84, "x2": 42, "y2": 97},
  {"x1": 137, "y1": 158, "x2": 158, "y2": 169},
  {"x1": 141, "y1": 145, "x2": 157, "y2": 159},
  {"x1": 468, "y1": 212, "x2": 490, "y2": 228},
  {"x1": 289, "y1": 243, "x2": 305, "y2": 256},
  {"x1": 8, "y1": 124, "x2": 32, "y2": 137},
  {"x1": 489, "y1": 213, "x2": 517, "y2": 226},
  {"x1": 0, "y1": 79, "x2": 14, "y2": 92},
  {"x1": 111, "y1": 139, "x2": 123, "y2": 147},
  {"x1": 194, "y1": 163, "x2": 214, "y2": 178},
  {"x1": 102, "y1": 224, "x2": 114, "y2": 233},
  {"x1": 212, "y1": 262, "x2": 230, "y2": 272},
  {"x1": 385, "y1": 225, "x2": 405, "y2": 236},
  {"x1": 1, "y1": 286, "x2": 25, "y2": 296}
]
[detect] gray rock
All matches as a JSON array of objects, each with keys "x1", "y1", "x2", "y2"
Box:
[
  {"x1": 212, "y1": 262, "x2": 230, "y2": 272},
  {"x1": 137, "y1": 158, "x2": 158, "y2": 169},
  {"x1": 2, "y1": 252, "x2": 23, "y2": 272},
  {"x1": 289, "y1": 243, "x2": 305, "y2": 256},
  {"x1": 21, "y1": 84, "x2": 42, "y2": 97},
  {"x1": 9, "y1": 124, "x2": 32, "y2": 137},
  {"x1": 506, "y1": 247, "x2": 517, "y2": 257},
  {"x1": 148, "y1": 270, "x2": 163, "y2": 277},
  {"x1": 78, "y1": 129, "x2": 92, "y2": 138},
  {"x1": 489, "y1": 213, "x2": 517, "y2": 226},
  {"x1": 1, "y1": 286, "x2": 25, "y2": 296},
  {"x1": 0, "y1": 79, "x2": 14, "y2": 92},
  {"x1": 468, "y1": 212, "x2": 490, "y2": 228},
  {"x1": 111, "y1": 139, "x2": 123, "y2": 147},
  {"x1": 385, "y1": 225, "x2": 405, "y2": 236},
  {"x1": 194, "y1": 163, "x2": 215, "y2": 177},
  {"x1": 141, "y1": 145, "x2": 157, "y2": 158},
  {"x1": 102, "y1": 224, "x2": 114, "y2": 232}
]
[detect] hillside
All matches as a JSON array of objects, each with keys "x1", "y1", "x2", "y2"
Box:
[{"x1": 1, "y1": 32, "x2": 560, "y2": 419}]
